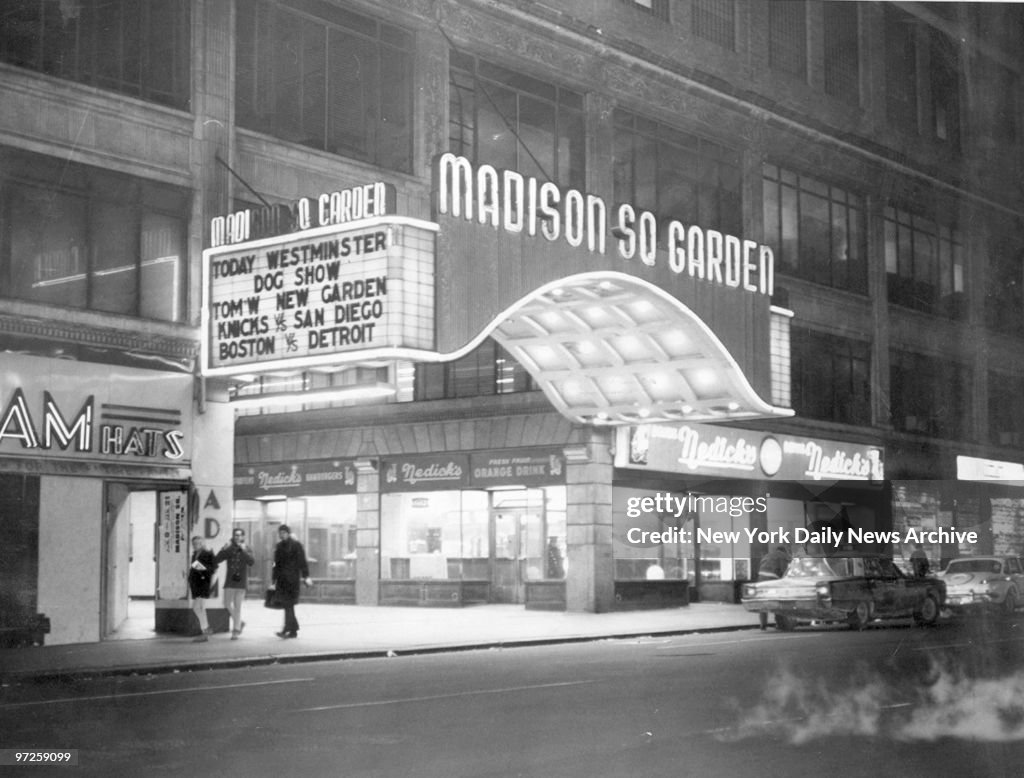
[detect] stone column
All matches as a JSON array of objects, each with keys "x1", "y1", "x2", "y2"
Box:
[
  {"x1": 355, "y1": 459, "x2": 381, "y2": 605},
  {"x1": 564, "y1": 430, "x2": 615, "y2": 612}
]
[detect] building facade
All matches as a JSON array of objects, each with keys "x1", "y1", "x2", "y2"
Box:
[{"x1": 2, "y1": 1, "x2": 1023, "y2": 642}]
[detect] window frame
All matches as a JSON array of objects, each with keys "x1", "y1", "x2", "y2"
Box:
[
  {"x1": 448, "y1": 51, "x2": 585, "y2": 190},
  {"x1": 791, "y1": 327, "x2": 871, "y2": 426},
  {"x1": 614, "y1": 109, "x2": 743, "y2": 240},
  {"x1": 762, "y1": 164, "x2": 868, "y2": 294},
  {"x1": 0, "y1": 150, "x2": 190, "y2": 323},
  {"x1": 0, "y1": 0, "x2": 191, "y2": 110},
  {"x1": 883, "y1": 203, "x2": 965, "y2": 319},
  {"x1": 890, "y1": 350, "x2": 971, "y2": 439},
  {"x1": 235, "y1": 0, "x2": 415, "y2": 173}
]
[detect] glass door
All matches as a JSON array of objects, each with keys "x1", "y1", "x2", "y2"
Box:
[{"x1": 489, "y1": 489, "x2": 545, "y2": 603}]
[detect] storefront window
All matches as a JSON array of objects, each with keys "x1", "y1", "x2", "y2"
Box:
[
  {"x1": 613, "y1": 487, "x2": 694, "y2": 581},
  {"x1": 381, "y1": 491, "x2": 487, "y2": 580},
  {"x1": 380, "y1": 487, "x2": 567, "y2": 588},
  {"x1": 613, "y1": 486, "x2": 811, "y2": 584},
  {"x1": 232, "y1": 494, "x2": 358, "y2": 586}
]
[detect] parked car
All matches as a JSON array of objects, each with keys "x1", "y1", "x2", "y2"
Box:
[
  {"x1": 741, "y1": 553, "x2": 946, "y2": 631},
  {"x1": 938, "y1": 556, "x2": 1023, "y2": 617}
]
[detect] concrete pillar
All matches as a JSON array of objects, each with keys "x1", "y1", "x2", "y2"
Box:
[
  {"x1": 564, "y1": 431, "x2": 615, "y2": 612},
  {"x1": 355, "y1": 459, "x2": 381, "y2": 605}
]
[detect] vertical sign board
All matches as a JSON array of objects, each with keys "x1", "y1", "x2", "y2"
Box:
[
  {"x1": 157, "y1": 490, "x2": 189, "y2": 600},
  {"x1": 201, "y1": 217, "x2": 438, "y2": 376}
]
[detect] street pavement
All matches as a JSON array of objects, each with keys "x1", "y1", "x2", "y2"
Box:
[{"x1": 0, "y1": 600, "x2": 756, "y2": 683}]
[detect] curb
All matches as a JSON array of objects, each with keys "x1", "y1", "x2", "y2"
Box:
[{"x1": 2, "y1": 623, "x2": 758, "y2": 684}]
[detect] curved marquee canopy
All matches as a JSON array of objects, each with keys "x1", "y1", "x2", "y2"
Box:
[{"x1": 482, "y1": 272, "x2": 792, "y2": 426}]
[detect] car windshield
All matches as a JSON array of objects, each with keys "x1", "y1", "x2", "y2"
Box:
[
  {"x1": 946, "y1": 559, "x2": 1001, "y2": 575},
  {"x1": 784, "y1": 557, "x2": 858, "y2": 578}
]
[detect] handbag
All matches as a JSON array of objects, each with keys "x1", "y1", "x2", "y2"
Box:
[{"x1": 264, "y1": 587, "x2": 285, "y2": 610}]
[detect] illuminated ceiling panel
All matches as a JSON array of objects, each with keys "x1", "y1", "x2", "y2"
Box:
[{"x1": 488, "y1": 272, "x2": 792, "y2": 426}]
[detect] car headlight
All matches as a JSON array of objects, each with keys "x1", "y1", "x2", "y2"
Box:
[{"x1": 742, "y1": 585, "x2": 758, "y2": 599}]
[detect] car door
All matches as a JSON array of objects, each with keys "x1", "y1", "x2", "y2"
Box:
[{"x1": 868, "y1": 557, "x2": 902, "y2": 615}]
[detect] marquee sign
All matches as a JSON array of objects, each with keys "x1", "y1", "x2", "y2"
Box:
[
  {"x1": 201, "y1": 213, "x2": 438, "y2": 376},
  {"x1": 616, "y1": 422, "x2": 884, "y2": 481}
]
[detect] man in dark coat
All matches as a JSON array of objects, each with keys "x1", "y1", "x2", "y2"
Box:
[
  {"x1": 188, "y1": 536, "x2": 216, "y2": 642},
  {"x1": 271, "y1": 525, "x2": 311, "y2": 638}
]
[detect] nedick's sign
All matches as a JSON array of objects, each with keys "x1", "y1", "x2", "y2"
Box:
[{"x1": 435, "y1": 153, "x2": 774, "y2": 296}]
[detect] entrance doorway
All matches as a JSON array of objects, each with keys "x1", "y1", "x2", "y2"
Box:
[
  {"x1": 102, "y1": 484, "x2": 189, "y2": 640},
  {"x1": 489, "y1": 489, "x2": 545, "y2": 603}
]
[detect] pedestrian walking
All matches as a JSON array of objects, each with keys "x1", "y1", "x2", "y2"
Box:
[
  {"x1": 756, "y1": 545, "x2": 792, "y2": 630},
  {"x1": 270, "y1": 524, "x2": 312, "y2": 639},
  {"x1": 188, "y1": 536, "x2": 216, "y2": 642},
  {"x1": 909, "y1": 543, "x2": 930, "y2": 577},
  {"x1": 214, "y1": 527, "x2": 255, "y2": 640}
]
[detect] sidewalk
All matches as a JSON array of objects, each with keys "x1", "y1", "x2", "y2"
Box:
[{"x1": 0, "y1": 601, "x2": 757, "y2": 683}]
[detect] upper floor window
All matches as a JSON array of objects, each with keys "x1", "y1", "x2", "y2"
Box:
[
  {"x1": 0, "y1": 0, "x2": 190, "y2": 110},
  {"x1": 984, "y1": 233, "x2": 1024, "y2": 337},
  {"x1": 693, "y1": 0, "x2": 735, "y2": 50},
  {"x1": 614, "y1": 111, "x2": 742, "y2": 239},
  {"x1": 449, "y1": 52, "x2": 584, "y2": 189},
  {"x1": 823, "y1": 1, "x2": 859, "y2": 102},
  {"x1": 769, "y1": 1, "x2": 807, "y2": 79},
  {"x1": 884, "y1": 6, "x2": 918, "y2": 133},
  {"x1": 989, "y1": 372, "x2": 1024, "y2": 448},
  {"x1": 975, "y1": 54, "x2": 1019, "y2": 148},
  {"x1": 929, "y1": 29, "x2": 961, "y2": 148},
  {"x1": 884, "y1": 205, "x2": 964, "y2": 318},
  {"x1": 618, "y1": 0, "x2": 670, "y2": 22},
  {"x1": 763, "y1": 165, "x2": 867, "y2": 294},
  {"x1": 414, "y1": 339, "x2": 537, "y2": 401},
  {"x1": 0, "y1": 148, "x2": 189, "y2": 323},
  {"x1": 891, "y1": 350, "x2": 970, "y2": 439},
  {"x1": 791, "y1": 328, "x2": 871, "y2": 425},
  {"x1": 236, "y1": 0, "x2": 414, "y2": 173}
]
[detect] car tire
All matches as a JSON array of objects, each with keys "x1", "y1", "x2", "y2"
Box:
[
  {"x1": 848, "y1": 602, "x2": 870, "y2": 630},
  {"x1": 914, "y1": 593, "x2": 940, "y2": 626},
  {"x1": 775, "y1": 614, "x2": 797, "y2": 632},
  {"x1": 1002, "y1": 590, "x2": 1018, "y2": 618}
]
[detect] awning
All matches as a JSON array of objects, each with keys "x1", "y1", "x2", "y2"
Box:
[{"x1": 487, "y1": 272, "x2": 792, "y2": 426}]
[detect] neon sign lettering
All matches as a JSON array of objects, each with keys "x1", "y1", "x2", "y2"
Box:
[
  {"x1": 0, "y1": 388, "x2": 185, "y2": 461},
  {"x1": 435, "y1": 153, "x2": 774, "y2": 296}
]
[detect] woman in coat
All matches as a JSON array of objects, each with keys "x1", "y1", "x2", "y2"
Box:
[
  {"x1": 188, "y1": 536, "x2": 216, "y2": 642},
  {"x1": 271, "y1": 525, "x2": 311, "y2": 638}
]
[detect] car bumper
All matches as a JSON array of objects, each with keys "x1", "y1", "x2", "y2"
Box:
[
  {"x1": 742, "y1": 599, "x2": 848, "y2": 621},
  {"x1": 945, "y1": 591, "x2": 1002, "y2": 609}
]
